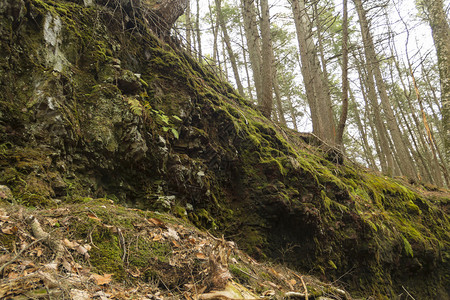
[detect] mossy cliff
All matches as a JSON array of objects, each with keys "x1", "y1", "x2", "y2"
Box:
[{"x1": 0, "y1": 0, "x2": 448, "y2": 298}]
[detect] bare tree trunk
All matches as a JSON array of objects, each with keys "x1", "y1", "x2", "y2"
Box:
[
  {"x1": 354, "y1": 49, "x2": 394, "y2": 175},
  {"x1": 287, "y1": 94, "x2": 298, "y2": 131},
  {"x1": 259, "y1": 0, "x2": 273, "y2": 118},
  {"x1": 185, "y1": 0, "x2": 192, "y2": 53},
  {"x1": 419, "y1": 0, "x2": 450, "y2": 161},
  {"x1": 195, "y1": 0, "x2": 202, "y2": 62},
  {"x1": 290, "y1": 0, "x2": 335, "y2": 144},
  {"x1": 239, "y1": 23, "x2": 254, "y2": 102},
  {"x1": 241, "y1": 0, "x2": 262, "y2": 105},
  {"x1": 355, "y1": 0, "x2": 417, "y2": 179},
  {"x1": 350, "y1": 90, "x2": 378, "y2": 170},
  {"x1": 215, "y1": 0, "x2": 244, "y2": 95},
  {"x1": 336, "y1": 0, "x2": 348, "y2": 146},
  {"x1": 273, "y1": 64, "x2": 287, "y2": 125},
  {"x1": 208, "y1": 0, "x2": 219, "y2": 63}
]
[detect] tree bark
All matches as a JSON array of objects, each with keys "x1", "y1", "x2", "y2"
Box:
[
  {"x1": 215, "y1": 0, "x2": 244, "y2": 95},
  {"x1": 259, "y1": 0, "x2": 273, "y2": 118},
  {"x1": 241, "y1": 0, "x2": 263, "y2": 105},
  {"x1": 290, "y1": 0, "x2": 335, "y2": 144},
  {"x1": 336, "y1": 0, "x2": 348, "y2": 146},
  {"x1": 354, "y1": 0, "x2": 417, "y2": 179},
  {"x1": 419, "y1": 0, "x2": 450, "y2": 161}
]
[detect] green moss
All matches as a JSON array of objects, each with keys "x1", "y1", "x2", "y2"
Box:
[
  {"x1": 229, "y1": 264, "x2": 250, "y2": 284},
  {"x1": 402, "y1": 235, "x2": 414, "y2": 257}
]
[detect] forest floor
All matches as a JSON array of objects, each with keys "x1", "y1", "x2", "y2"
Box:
[{"x1": 0, "y1": 199, "x2": 352, "y2": 300}]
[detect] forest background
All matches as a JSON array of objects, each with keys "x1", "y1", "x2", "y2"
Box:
[{"x1": 173, "y1": 0, "x2": 449, "y2": 187}]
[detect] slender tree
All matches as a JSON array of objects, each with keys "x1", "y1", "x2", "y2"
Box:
[
  {"x1": 241, "y1": 0, "x2": 263, "y2": 105},
  {"x1": 353, "y1": 0, "x2": 417, "y2": 179},
  {"x1": 215, "y1": 0, "x2": 244, "y2": 95},
  {"x1": 259, "y1": 0, "x2": 273, "y2": 118},
  {"x1": 417, "y1": 0, "x2": 450, "y2": 160},
  {"x1": 336, "y1": 0, "x2": 348, "y2": 146}
]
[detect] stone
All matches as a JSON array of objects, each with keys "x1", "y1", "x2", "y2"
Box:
[{"x1": 0, "y1": 185, "x2": 14, "y2": 203}]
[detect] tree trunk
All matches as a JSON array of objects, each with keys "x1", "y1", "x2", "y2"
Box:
[
  {"x1": 420, "y1": 0, "x2": 450, "y2": 161},
  {"x1": 287, "y1": 94, "x2": 298, "y2": 131},
  {"x1": 239, "y1": 22, "x2": 254, "y2": 102},
  {"x1": 290, "y1": 0, "x2": 335, "y2": 144},
  {"x1": 185, "y1": 0, "x2": 192, "y2": 53},
  {"x1": 336, "y1": 0, "x2": 348, "y2": 146},
  {"x1": 350, "y1": 90, "x2": 378, "y2": 171},
  {"x1": 215, "y1": 0, "x2": 244, "y2": 95},
  {"x1": 259, "y1": 0, "x2": 273, "y2": 118},
  {"x1": 195, "y1": 0, "x2": 202, "y2": 62},
  {"x1": 241, "y1": 0, "x2": 263, "y2": 105},
  {"x1": 354, "y1": 0, "x2": 417, "y2": 179},
  {"x1": 354, "y1": 49, "x2": 394, "y2": 175}
]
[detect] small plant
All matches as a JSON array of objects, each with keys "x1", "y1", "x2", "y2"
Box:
[{"x1": 125, "y1": 97, "x2": 181, "y2": 139}]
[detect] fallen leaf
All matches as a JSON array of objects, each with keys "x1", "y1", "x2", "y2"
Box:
[
  {"x1": 87, "y1": 213, "x2": 102, "y2": 222},
  {"x1": 91, "y1": 273, "x2": 113, "y2": 285},
  {"x1": 44, "y1": 262, "x2": 58, "y2": 270},
  {"x1": 36, "y1": 248, "x2": 43, "y2": 257},
  {"x1": 152, "y1": 233, "x2": 163, "y2": 241},
  {"x1": 172, "y1": 240, "x2": 181, "y2": 248},
  {"x1": 76, "y1": 245, "x2": 90, "y2": 259},
  {"x1": 46, "y1": 217, "x2": 59, "y2": 226},
  {"x1": 289, "y1": 279, "x2": 297, "y2": 286},
  {"x1": 148, "y1": 218, "x2": 167, "y2": 228},
  {"x1": 64, "y1": 238, "x2": 79, "y2": 249},
  {"x1": 71, "y1": 289, "x2": 90, "y2": 300},
  {"x1": 163, "y1": 227, "x2": 179, "y2": 240},
  {"x1": 195, "y1": 252, "x2": 207, "y2": 260},
  {"x1": 0, "y1": 254, "x2": 12, "y2": 264},
  {"x1": 1, "y1": 225, "x2": 18, "y2": 235}
]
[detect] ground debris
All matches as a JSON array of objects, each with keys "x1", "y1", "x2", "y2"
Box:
[{"x1": 0, "y1": 200, "x2": 351, "y2": 299}]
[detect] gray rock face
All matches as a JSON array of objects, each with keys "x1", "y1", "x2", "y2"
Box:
[{"x1": 0, "y1": 185, "x2": 14, "y2": 203}]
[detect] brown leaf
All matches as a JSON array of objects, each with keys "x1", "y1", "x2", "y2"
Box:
[
  {"x1": 76, "y1": 245, "x2": 90, "y2": 259},
  {"x1": 1, "y1": 225, "x2": 18, "y2": 235},
  {"x1": 63, "y1": 238, "x2": 79, "y2": 249},
  {"x1": 147, "y1": 218, "x2": 167, "y2": 228},
  {"x1": 0, "y1": 254, "x2": 12, "y2": 264},
  {"x1": 172, "y1": 240, "x2": 181, "y2": 248},
  {"x1": 45, "y1": 217, "x2": 59, "y2": 226},
  {"x1": 87, "y1": 213, "x2": 102, "y2": 222},
  {"x1": 152, "y1": 234, "x2": 163, "y2": 241},
  {"x1": 195, "y1": 252, "x2": 207, "y2": 260},
  {"x1": 91, "y1": 273, "x2": 113, "y2": 285}
]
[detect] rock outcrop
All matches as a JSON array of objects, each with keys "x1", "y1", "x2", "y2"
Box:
[{"x1": 0, "y1": 0, "x2": 448, "y2": 299}]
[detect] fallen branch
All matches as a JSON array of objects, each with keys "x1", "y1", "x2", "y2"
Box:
[
  {"x1": 402, "y1": 286, "x2": 416, "y2": 300},
  {"x1": 27, "y1": 216, "x2": 65, "y2": 264},
  {"x1": 300, "y1": 276, "x2": 308, "y2": 300}
]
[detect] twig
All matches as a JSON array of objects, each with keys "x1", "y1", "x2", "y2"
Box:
[
  {"x1": 117, "y1": 227, "x2": 126, "y2": 262},
  {"x1": 402, "y1": 286, "x2": 416, "y2": 300},
  {"x1": 0, "y1": 236, "x2": 46, "y2": 274},
  {"x1": 300, "y1": 276, "x2": 309, "y2": 300},
  {"x1": 233, "y1": 266, "x2": 259, "y2": 280}
]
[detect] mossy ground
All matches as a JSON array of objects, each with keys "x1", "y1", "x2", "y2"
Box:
[{"x1": 0, "y1": 0, "x2": 449, "y2": 299}]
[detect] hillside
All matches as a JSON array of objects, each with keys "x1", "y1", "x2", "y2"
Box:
[{"x1": 0, "y1": 0, "x2": 449, "y2": 299}]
